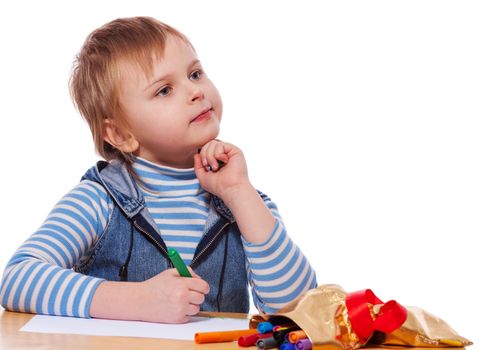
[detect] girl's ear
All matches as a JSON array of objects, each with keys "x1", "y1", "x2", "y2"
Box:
[{"x1": 103, "y1": 119, "x2": 139, "y2": 153}]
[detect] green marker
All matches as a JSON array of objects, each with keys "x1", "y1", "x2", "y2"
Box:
[{"x1": 168, "y1": 248, "x2": 192, "y2": 277}]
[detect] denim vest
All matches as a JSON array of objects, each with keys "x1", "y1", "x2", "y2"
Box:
[{"x1": 74, "y1": 160, "x2": 250, "y2": 312}]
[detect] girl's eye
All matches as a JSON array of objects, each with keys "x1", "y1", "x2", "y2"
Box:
[
  {"x1": 157, "y1": 86, "x2": 172, "y2": 96},
  {"x1": 190, "y1": 69, "x2": 203, "y2": 81}
]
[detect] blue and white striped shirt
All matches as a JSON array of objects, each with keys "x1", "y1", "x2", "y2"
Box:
[
  {"x1": 0, "y1": 157, "x2": 316, "y2": 316},
  {"x1": 132, "y1": 158, "x2": 211, "y2": 265}
]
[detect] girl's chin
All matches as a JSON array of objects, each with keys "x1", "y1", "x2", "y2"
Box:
[{"x1": 199, "y1": 126, "x2": 220, "y2": 143}]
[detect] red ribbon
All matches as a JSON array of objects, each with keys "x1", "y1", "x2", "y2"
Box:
[{"x1": 345, "y1": 289, "x2": 407, "y2": 341}]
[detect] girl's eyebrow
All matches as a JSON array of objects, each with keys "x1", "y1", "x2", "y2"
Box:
[{"x1": 145, "y1": 59, "x2": 201, "y2": 91}]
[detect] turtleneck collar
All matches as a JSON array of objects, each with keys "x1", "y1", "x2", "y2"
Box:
[{"x1": 131, "y1": 157, "x2": 203, "y2": 197}]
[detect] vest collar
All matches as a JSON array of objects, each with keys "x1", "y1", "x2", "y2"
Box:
[{"x1": 82, "y1": 160, "x2": 236, "y2": 222}]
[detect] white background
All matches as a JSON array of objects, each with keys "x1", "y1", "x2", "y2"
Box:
[{"x1": 0, "y1": 0, "x2": 489, "y2": 348}]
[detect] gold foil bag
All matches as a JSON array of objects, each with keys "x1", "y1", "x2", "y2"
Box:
[
  {"x1": 250, "y1": 284, "x2": 472, "y2": 350},
  {"x1": 375, "y1": 305, "x2": 472, "y2": 347}
]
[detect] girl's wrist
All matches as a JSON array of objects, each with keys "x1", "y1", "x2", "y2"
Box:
[
  {"x1": 222, "y1": 182, "x2": 256, "y2": 210},
  {"x1": 223, "y1": 182, "x2": 276, "y2": 244},
  {"x1": 90, "y1": 280, "x2": 144, "y2": 321}
]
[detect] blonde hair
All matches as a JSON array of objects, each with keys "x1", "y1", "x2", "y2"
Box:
[{"x1": 69, "y1": 16, "x2": 191, "y2": 163}]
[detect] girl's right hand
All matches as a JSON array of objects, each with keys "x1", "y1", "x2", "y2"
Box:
[{"x1": 137, "y1": 267, "x2": 210, "y2": 323}]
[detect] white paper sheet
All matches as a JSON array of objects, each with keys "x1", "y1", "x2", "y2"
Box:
[{"x1": 20, "y1": 314, "x2": 250, "y2": 340}]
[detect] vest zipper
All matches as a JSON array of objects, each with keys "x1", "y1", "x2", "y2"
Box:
[
  {"x1": 133, "y1": 218, "x2": 231, "y2": 265},
  {"x1": 190, "y1": 221, "x2": 230, "y2": 268},
  {"x1": 132, "y1": 219, "x2": 169, "y2": 258}
]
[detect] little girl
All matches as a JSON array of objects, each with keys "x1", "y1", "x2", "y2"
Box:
[{"x1": 0, "y1": 16, "x2": 316, "y2": 323}]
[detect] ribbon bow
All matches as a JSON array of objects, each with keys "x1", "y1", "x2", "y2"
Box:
[{"x1": 345, "y1": 289, "x2": 407, "y2": 342}]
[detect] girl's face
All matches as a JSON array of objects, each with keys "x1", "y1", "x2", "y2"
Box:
[{"x1": 117, "y1": 36, "x2": 223, "y2": 168}]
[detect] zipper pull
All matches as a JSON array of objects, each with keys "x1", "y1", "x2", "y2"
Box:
[{"x1": 119, "y1": 265, "x2": 128, "y2": 281}]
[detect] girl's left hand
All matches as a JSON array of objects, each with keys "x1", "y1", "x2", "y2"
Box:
[{"x1": 193, "y1": 140, "x2": 251, "y2": 202}]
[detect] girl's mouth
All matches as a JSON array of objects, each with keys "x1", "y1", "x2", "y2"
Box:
[{"x1": 191, "y1": 108, "x2": 212, "y2": 123}]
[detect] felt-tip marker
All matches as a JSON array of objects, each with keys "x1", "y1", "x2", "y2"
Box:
[
  {"x1": 168, "y1": 248, "x2": 192, "y2": 277},
  {"x1": 207, "y1": 159, "x2": 225, "y2": 171},
  {"x1": 256, "y1": 336, "x2": 278, "y2": 350},
  {"x1": 295, "y1": 338, "x2": 312, "y2": 350},
  {"x1": 194, "y1": 328, "x2": 258, "y2": 343},
  {"x1": 196, "y1": 148, "x2": 226, "y2": 171}
]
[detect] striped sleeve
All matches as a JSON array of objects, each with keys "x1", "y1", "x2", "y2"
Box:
[
  {"x1": 242, "y1": 195, "x2": 317, "y2": 313},
  {"x1": 0, "y1": 180, "x2": 112, "y2": 318}
]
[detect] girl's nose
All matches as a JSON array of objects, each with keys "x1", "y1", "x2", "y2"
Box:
[{"x1": 189, "y1": 84, "x2": 204, "y2": 102}]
